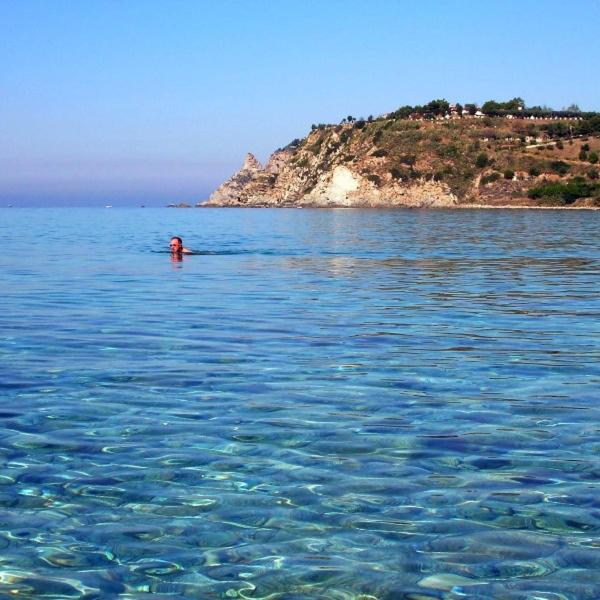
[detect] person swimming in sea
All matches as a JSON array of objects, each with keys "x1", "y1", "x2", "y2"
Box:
[{"x1": 169, "y1": 236, "x2": 192, "y2": 255}]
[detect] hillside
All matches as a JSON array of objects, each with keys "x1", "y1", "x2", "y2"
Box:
[{"x1": 204, "y1": 107, "x2": 600, "y2": 208}]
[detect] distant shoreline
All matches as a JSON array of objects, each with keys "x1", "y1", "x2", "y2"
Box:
[
  {"x1": 455, "y1": 204, "x2": 600, "y2": 210},
  {"x1": 174, "y1": 203, "x2": 600, "y2": 211}
]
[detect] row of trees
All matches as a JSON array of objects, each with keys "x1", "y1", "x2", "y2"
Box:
[
  {"x1": 387, "y1": 98, "x2": 598, "y2": 121},
  {"x1": 389, "y1": 99, "x2": 453, "y2": 120},
  {"x1": 542, "y1": 115, "x2": 600, "y2": 138},
  {"x1": 388, "y1": 98, "x2": 513, "y2": 120},
  {"x1": 478, "y1": 98, "x2": 591, "y2": 119},
  {"x1": 387, "y1": 98, "x2": 529, "y2": 120},
  {"x1": 306, "y1": 99, "x2": 599, "y2": 139}
]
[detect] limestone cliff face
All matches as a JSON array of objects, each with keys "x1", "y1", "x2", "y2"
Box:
[
  {"x1": 302, "y1": 165, "x2": 456, "y2": 208},
  {"x1": 206, "y1": 133, "x2": 458, "y2": 208}
]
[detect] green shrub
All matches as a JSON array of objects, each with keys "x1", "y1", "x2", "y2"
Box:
[
  {"x1": 589, "y1": 152, "x2": 599, "y2": 164},
  {"x1": 549, "y1": 160, "x2": 570, "y2": 175},
  {"x1": 588, "y1": 168, "x2": 599, "y2": 180},
  {"x1": 309, "y1": 138, "x2": 324, "y2": 154},
  {"x1": 475, "y1": 153, "x2": 489, "y2": 168},
  {"x1": 339, "y1": 130, "x2": 351, "y2": 144},
  {"x1": 527, "y1": 179, "x2": 599, "y2": 204},
  {"x1": 579, "y1": 149, "x2": 589, "y2": 160},
  {"x1": 366, "y1": 174, "x2": 381, "y2": 185},
  {"x1": 438, "y1": 143, "x2": 460, "y2": 158},
  {"x1": 504, "y1": 169, "x2": 515, "y2": 180},
  {"x1": 556, "y1": 140, "x2": 564, "y2": 150},
  {"x1": 582, "y1": 143, "x2": 590, "y2": 151},
  {"x1": 481, "y1": 172, "x2": 501, "y2": 185},
  {"x1": 528, "y1": 166, "x2": 541, "y2": 177}
]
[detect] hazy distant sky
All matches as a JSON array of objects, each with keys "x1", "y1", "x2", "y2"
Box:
[{"x1": 2, "y1": 0, "x2": 600, "y2": 206}]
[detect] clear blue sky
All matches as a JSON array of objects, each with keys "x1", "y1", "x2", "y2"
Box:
[{"x1": 2, "y1": 0, "x2": 599, "y2": 206}]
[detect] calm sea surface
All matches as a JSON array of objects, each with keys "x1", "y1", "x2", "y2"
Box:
[{"x1": 1, "y1": 208, "x2": 599, "y2": 599}]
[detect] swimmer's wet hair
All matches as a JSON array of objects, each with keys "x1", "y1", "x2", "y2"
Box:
[{"x1": 171, "y1": 236, "x2": 183, "y2": 244}]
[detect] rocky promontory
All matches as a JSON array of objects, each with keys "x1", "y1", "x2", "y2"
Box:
[
  {"x1": 208, "y1": 150, "x2": 458, "y2": 208},
  {"x1": 204, "y1": 101, "x2": 600, "y2": 208}
]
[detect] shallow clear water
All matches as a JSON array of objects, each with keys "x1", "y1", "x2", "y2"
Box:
[{"x1": 1, "y1": 207, "x2": 599, "y2": 599}]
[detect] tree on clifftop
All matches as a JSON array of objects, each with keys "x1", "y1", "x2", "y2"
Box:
[
  {"x1": 425, "y1": 99, "x2": 450, "y2": 116},
  {"x1": 391, "y1": 105, "x2": 414, "y2": 119},
  {"x1": 505, "y1": 97, "x2": 525, "y2": 111},
  {"x1": 482, "y1": 97, "x2": 525, "y2": 114}
]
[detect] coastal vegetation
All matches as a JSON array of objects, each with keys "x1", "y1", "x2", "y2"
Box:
[{"x1": 527, "y1": 178, "x2": 600, "y2": 205}]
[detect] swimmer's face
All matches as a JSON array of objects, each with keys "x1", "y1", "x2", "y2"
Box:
[{"x1": 170, "y1": 238, "x2": 183, "y2": 253}]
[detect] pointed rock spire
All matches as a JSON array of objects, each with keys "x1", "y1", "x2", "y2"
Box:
[{"x1": 242, "y1": 152, "x2": 262, "y2": 172}]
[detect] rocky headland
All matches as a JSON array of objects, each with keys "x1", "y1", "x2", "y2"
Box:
[{"x1": 203, "y1": 100, "x2": 600, "y2": 209}]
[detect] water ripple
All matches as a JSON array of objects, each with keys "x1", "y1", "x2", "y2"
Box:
[{"x1": 0, "y1": 208, "x2": 599, "y2": 597}]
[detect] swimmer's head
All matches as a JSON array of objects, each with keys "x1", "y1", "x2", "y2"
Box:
[{"x1": 170, "y1": 236, "x2": 183, "y2": 253}]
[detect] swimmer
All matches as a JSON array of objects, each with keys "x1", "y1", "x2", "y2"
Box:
[{"x1": 169, "y1": 236, "x2": 192, "y2": 255}]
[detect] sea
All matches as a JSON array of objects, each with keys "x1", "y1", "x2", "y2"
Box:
[{"x1": 1, "y1": 207, "x2": 599, "y2": 599}]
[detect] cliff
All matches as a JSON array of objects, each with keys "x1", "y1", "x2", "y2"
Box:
[{"x1": 205, "y1": 115, "x2": 600, "y2": 208}]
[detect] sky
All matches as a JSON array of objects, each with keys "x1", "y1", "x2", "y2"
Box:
[{"x1": 2, "y1": 0, "x2": 600, "y2": 206}]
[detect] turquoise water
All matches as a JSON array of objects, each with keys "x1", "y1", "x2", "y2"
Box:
[{"x1": 1, "y1": 207, "x2": 599, "y2": 599}]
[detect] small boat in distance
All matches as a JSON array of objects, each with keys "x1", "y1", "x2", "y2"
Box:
[{"x1": 105, "y1": 205, "x2": 112, "y2": 208}]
